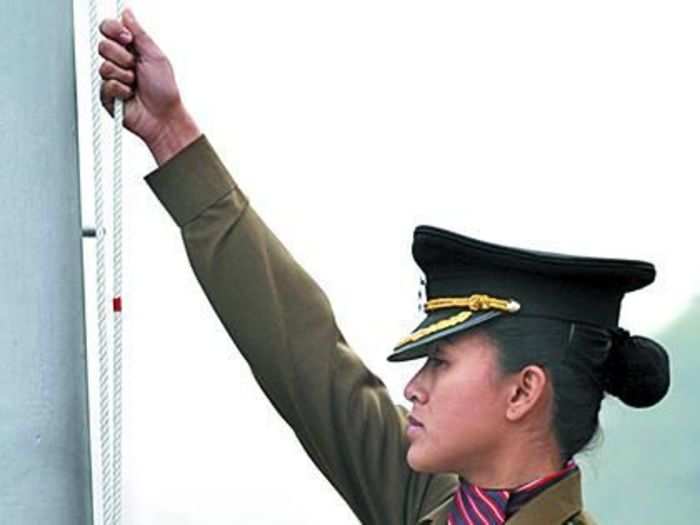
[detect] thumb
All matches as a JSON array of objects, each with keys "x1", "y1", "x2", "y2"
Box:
[{"x1": 121, "y1": 8, "x2": 160, "y2": 57}]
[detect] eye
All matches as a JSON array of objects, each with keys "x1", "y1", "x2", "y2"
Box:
[{"x1": 427, "y1": 356, "x2": 446, "y2": 368}]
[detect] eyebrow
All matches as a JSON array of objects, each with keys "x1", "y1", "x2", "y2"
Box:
[{"x1": 428, "y1": 342, "x2": 448, "y2": 357}]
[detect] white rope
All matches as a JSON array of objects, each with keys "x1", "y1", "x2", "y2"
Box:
[
  {"x1": 87, "y1": 0, "x2": 125, "y2": 523},
  {"x1": 111, "y1": 2, "x2": 125, "y2": 525},
  {"x1": 87, "y1": 0, "x2": 113, "y2": 522}
]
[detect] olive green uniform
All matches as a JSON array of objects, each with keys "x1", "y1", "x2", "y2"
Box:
[{"x1": 144, "y1": 134, "x2": 598, "y2": 525}]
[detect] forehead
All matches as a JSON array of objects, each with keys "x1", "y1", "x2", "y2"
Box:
[{"x1": 427, "y1": 330, "x2": 492, "y2": 356}]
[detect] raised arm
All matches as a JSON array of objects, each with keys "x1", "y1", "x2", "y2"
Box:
[
  {"x1": 142, "y1": 130, "x2": 456, "y2": 523},
  {"x1": 97, "y1": 9, "x2": 458, "y2": 523}
]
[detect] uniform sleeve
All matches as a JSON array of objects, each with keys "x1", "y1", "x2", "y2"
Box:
[{"x1": 143, "y1": 134, "x2": 458, "y2": 524}]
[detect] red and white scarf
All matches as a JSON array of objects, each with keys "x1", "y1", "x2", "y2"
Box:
[{"x1": 446, "y1": 459, "x2": 578, "y2": 525}]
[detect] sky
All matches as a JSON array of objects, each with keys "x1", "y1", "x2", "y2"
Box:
[{"x1": 72, "y1": 1, "x2": 700, "y2": 523}]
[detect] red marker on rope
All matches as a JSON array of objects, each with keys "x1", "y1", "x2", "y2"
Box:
[{"x1": 113, "y1": 296, "x2": 122, "y2": 312}]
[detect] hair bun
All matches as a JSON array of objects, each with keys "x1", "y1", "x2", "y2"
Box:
[{"x1": 602, "y1": 328, "x2": 671, "y2": 408}]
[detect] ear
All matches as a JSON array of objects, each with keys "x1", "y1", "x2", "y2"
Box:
[{"x1": 505, "y1": 365, "x2": 549, "y2": 422}]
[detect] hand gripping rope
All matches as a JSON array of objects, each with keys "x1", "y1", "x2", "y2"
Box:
[{"x1": 86, "y1": 0, "x2": 125, "y2": 523}]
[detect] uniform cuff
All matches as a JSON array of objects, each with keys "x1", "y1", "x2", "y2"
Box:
[{"x1": 143, "y1": 134, "x2": 247, "y2": 228}]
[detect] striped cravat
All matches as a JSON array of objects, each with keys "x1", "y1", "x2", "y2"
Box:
[{"x1": 446, "y1": 459, "x2": 578, "y2": 525}]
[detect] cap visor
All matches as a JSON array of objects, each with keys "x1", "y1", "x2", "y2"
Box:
[{"x1": 387, "y1": 309, "x2": 503, "y2": 362}]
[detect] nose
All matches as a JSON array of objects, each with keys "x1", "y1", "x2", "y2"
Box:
[{"x1": 404, "y1": 368, "x2": 427, "y2": 404}]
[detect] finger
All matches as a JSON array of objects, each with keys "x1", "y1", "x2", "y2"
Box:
[
  {"x1": 99, "y1": 61, "x2": 136, "y2": 86},
  {"x1": 99, "y1": 18, "x2": 132, "y2": 45},
  {"x1": 100, "y1": 80, "x2": 133, "y2": 112},
  {"x1": 98, "y1": 39, "x2": 136, "y2": 69},
  {"x1": 121, "y1": 8, "x2": 161, "y2": 55},
  {"x1": 100, "y1": 82, "x2": 115, "y2": 117},
  {"x1": 97, "y1": 39, "x2": 135, "y2": 69}
]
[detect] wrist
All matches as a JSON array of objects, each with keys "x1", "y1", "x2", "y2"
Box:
[{"x1": 148, "y1": 107, "x2": 202, "y2": 166}]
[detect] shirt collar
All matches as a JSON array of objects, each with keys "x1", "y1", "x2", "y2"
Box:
[{"x1": 448, "y1": 459, "x2": 578, "y2": 524}]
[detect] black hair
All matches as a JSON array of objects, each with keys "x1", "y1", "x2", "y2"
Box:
[{"x1": 477, "y1": 315, "x2": 670, "y2": 463}]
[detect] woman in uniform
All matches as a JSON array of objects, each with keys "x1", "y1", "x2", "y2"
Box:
[{"x1": 97, "y1": 10, "x2": 671, "y2": 524}]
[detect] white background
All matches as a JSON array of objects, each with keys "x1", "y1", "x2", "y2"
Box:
[{"x1": 72, "y1": 1, "x2": 699, "y2": 523}]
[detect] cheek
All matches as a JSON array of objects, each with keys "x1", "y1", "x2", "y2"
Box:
[
  {"x1": 435, "y1": 376, "x2": 504, "y2": 446},
  {"x1": 408, "y1": 370, "x2": 506, "y2": 471},
  {"x1": 436, "y1": 368, "x2": 503, "y2": 423}
]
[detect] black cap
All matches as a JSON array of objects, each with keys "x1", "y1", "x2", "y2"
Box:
[{"x1": 388, "y1": 225, "x2": 657, "y2": 362}]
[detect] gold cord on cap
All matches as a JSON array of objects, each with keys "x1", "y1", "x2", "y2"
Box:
[
  {"x1": 425, "y1": 293, "x2": 520, "y2": 313},
  {"x1": 394, "y1": 293, "x2": 520, "y2": 349},
  {"x1": 394, "y1": 311, "x2": 474, "y2": 348}
]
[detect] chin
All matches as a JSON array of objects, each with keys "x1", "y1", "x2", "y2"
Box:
[{"x1": 406, "y1": 443, "x2": 445, "y2": 473}]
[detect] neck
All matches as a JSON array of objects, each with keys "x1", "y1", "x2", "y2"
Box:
[{"x1": 458, "y1": 431, "x2": 564, "y2": 490}]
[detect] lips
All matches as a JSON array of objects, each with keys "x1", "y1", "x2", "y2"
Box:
[{"x1": 408, "y1": 415, "x2": 424, "y2": 427}]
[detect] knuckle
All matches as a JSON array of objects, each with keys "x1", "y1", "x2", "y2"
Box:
[
  {"x1": 113, "y1": 80, "x2": 129, "y2": 94},
  {"x1": 99, "y1": 19, "x2": 120, "y2": 38},
  {"x1": 99, "y1": 62, "x2": 111, "y2": 76},
  {"x1": 99, "y1": 20, "x2": 112, "y2": 36}
]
